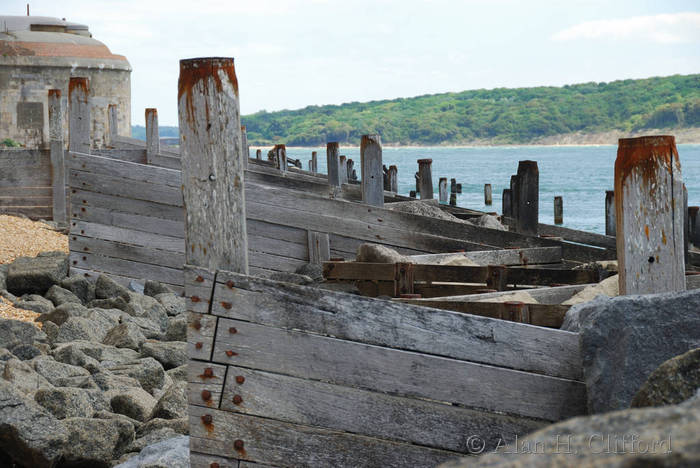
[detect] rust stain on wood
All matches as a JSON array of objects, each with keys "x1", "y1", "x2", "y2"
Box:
[
  {"x1": 615, "y1": 136, "x2": 678, "y2": 195},
  {"x1": 178, "y1": 57, "x2": 239, "y2": 124}
]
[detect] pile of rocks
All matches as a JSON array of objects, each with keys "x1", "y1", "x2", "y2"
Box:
[{"x1": 0, "y1": 252, "x2": 188, "y2": 468}]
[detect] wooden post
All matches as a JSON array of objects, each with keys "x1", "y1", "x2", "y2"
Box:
[
  {"x1": 417, "y1": 159, "x2": 433, "y2": 199},
  {"x1": 486, "y1": 265, "x2": 508, "y2": 291},
  {"x1": 178, "y1": 57, "x2": 248, "y2": 273},
  {"x1": 68, "y1": 77, "x2": 90, "y2": 153},
  {"x1": 273, "y1": 144, "x2": 287, "y2": 173},
  {"x1": 553, "y1": 196, "x2": 563, "y2": 225},
  {"x1": 327, "y1": 142, "x2": 340, "y2": 187},
  {"x1": 689, "y1": 206, "x2": 699, "y2": 247},
  {"x1": 484, "y1": 184, "x2": 492, "y2": 206},
  {"x1": 240, "y1": 125, "x2": 249, "y2": 170},
  {"x1": 450, "y1": 178, "x2": 456, "y2": 193},
  {"x1": 409, "y1": 190, "x2": 416, "y2": 198},
  {"x1": 615, "y1": 135, "x2": 684, "y2": 295},
  {"x1": 415, "y1": 172, "x2": 421, "y2": 195},
  {"x1": 394, "y1": 263, "x2": 414, "y2": 297},
  {"x1": 108, "y1": 103, "x2": 118, "y2": 146},
  {"x1": 311, "y1": 151, "x2": 318, "y2": 173},
  {"x1": 502, "y1": 189, "x2": 512, "y2": 217},
  {"x1": 383, "y1": 165, "x2": 390, "y2": 191},
  {"x1": 439, "y1": 177, "x2": 448, "y2": 204},
  {"x1": 388, "y1": 165, "x2": 398, "y2": 193},
  {"x1": 683, "y1": 184, "x2": 688, "y2": 264},
  {"x1": 307, "y1": 231, "x2": 330, "y2": 264},
  {"x1": 48, "y1": 89, "x2": 66, "y2": 226},
  {"x1": 515, "y1": 161, "x2": 538, "y2": 236},
  {"x1": 605, "y1": 190, "x2": 616, "y2": 236},
  {"x1": 347, "y1": 158, "x2": 356, "y2": 181},
  {"x1": 360, "y1": 134, "x2": 383, "y2": 207},
  {"x1": 510, "y1": 175, "x2": 519, "y2": 223},
  {"x1": 145, "y1": 108, "x2": 159, "y2": 164},
  {"x1": 450, "y1": 193, "x2": 457, "y2": 206},
  {"x1": 339, "y1": 155, "x2": 348, "y2": 184},
  {"x1": 256, "y1": 149, "x2": 262, "y2": 160}
]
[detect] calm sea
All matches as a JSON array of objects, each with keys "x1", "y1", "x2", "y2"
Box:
[{"x1": 282, "y1": 144, "x2": 700, "y2": 235}]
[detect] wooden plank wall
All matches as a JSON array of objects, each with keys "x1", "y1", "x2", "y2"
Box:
[
  {"x1": 0, "y1": 149, "x2": 68, "y2": 220},
  {"x1": 187, "y1": 267, "x2": 586, "y2": 468}
]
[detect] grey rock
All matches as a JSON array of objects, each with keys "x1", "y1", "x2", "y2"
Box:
[
  {"x1": 573, "y1": 289, "x2": 700, "y2": 413},
  {"x1": 103, "y1": 322, "x2": 146, "y2": 350},
  {"x1": 144, "y1": 280, "x2": 174, "y2": 297},
  {"x1": 93, "y1": 409, "x2": 140, "y2": 431},
  {"x1": 356, "y1": 243, "x2": 408, "y2": 263},
  {"x1": 83, "y1": 388, "x2": 111, "y2": 412},
  {"x1": 52, "y1": 342, "x2": 101, "y2": 372},
  {"x1": 150, "y1": 380, "x2": 187, "y2": 420},
  {"x1": 0, "y1": 347, "x2": 13, "y2": 362},
  {"x1": 110, "y1": 387, "x2": 157, "y2": 422},
  {"x1": 140, "y1": 340, "x2": 186, "y2": 370},
  {"x1": 13, "y1": 295, "x2": 54, "y2": 314},
  {"x1": 0, "y1": 318, "x2": 47, "y2": 349},
  {"x1": 114, "y1": 435, "x2": 189, "y2": 468},
  {"x1": 125, "y1": 427, "x2": 178, "y2": 453},
  {"x1": 0, "y1": 288, "x2": 18, "y2": 302},
  {"x1": 54, "y1": 316, "x2": 108, "y2": 343},
  {"x1": 128, "y1": 279, "x2": 145, "y2": 294},
  {"x1": 632, "y1": 348, "x2": 700, "y2": 408},
  {"x1": 124, "y1": 293, "x2": 169, "y2": 332},
  {"x1": 154, "y1": 292, "x2": 185, "y2": 316},
  {"x1": 5, "y1": 252, "x2": 68, "y2": 295},
  {"x1": 165, "y1": 364, "x2": 187, "y2": 382},
  {"x1": 466, "y1": 214, "x2": 507, "y2": 231},
  {"x1": 44, "y1": 284, "x2": 81, "y2": 306},
  {"x1": 41, "y1": 320, "x2": 59, "y2": 344},
  {"x1": 60, "y1": 274, "x2": 95, "y2": 304},
  {"x1": 62, "y1": 417, "x2": 134, "y2": 466},
  {"x1": 295, "y1": 262, "x2": 324, "y2": 281},
  {"x1": 137, "y1": 417, "x2": 188, "y2": 438},
  {"x1": 107, "y1": 357, "x2": 165, "y2": 395},
  {"x1": 92, "y1": 371, "x2": 142, "y2": 393},
  {"x1": 10, "y1": 343, "x2": 43, "y2": 360},
  {"x1": 439, "y1": 393, "x2": 700, "y2": 468},
  {"x1": 0, "y1": 264, "x2": 7, "y2": 290},
  {"x1": 36, "y1": 301, "x2": 89, "y2": 326},
  {"x1": 0, "y1": 379, "x2": 68, "y2": 468},
  {"x1": 165, "y1": 313, "x2": 187, "y2": 341},
  {"x1": 268, "y1": 271, "x2": 314, "y2": 285},
  {"x1": 33, "y1": 355, "x2": 90, "y2": 386},
  {"x1": 34, "y1": 387, "x2": 94, "y2": 419},
  {"x1": 2, "y1": 357, "x2": 52, "y2": 394},
  {"x1": 95, "y1": 274, "x2": 130, "y2": 299},
  {"x1": 89, "y1": 296, "x2": 129, "y2": 311}
]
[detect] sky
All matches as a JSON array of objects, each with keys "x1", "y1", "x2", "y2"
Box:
[{"x1": 5, "y1": 0, "x2": 700, "y2": 126}]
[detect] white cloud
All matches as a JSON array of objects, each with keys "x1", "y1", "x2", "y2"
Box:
[{"x1": 552, "y1": 12, "x2": 700, "y2": 44}]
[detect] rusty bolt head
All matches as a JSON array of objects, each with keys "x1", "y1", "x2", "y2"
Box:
[
  {"x1": 192, "y1": 319, "x2": 202, "y2": 330},
  {"x1": 195, "y1": 342, "x2": 203, "y2": 349},
  {"x1": 225, "y1": 350, "x2": 237, "y2": 357},
  {"x1": 201, "y1": 414, "x2": 213, "y2": 424},
  {"x1": 195, "y1": 275, "x2": 204, "y2": 283},
  {"x1": 233, "y1": 439, "x2": 244, "y2": 451},
  {"x1": 201, "y1": 389, "x2": 211, "y2": 401},
  {"x1": 221, "y1": 301, "x2": 232, "y2": 310},
  {"x1": 226, "y1": 280, "x2": 235, "y2": 289},
  {"x1": 191, "y1": 295, "x2": 201, "y2": 303},
  {"x1": 232, "y1": 394, "x2": 243, "y2": 405},
  {"x1": 210, "y1": 463, "x2": 220, "y2": 468},
  {"x1": 228, "y1": 327, "x2": 237, "y2": 334},
  {"x1": 235, "y1": 375, "x2": 245, "y2": 384},
  {"x1": 203, "y1": 367, "x2": 214, "y2": 378}
]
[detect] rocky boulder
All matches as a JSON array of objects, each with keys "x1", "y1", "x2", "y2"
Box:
[
  {"x1": 154, "y1": 292, "x2": 185, "y2": 316},
  {"x1": 95, "y1": 274, "x2": 130, "y2": 300},
  {"x1": 110, "y1": 387, "x2": 157, "y2": 422},
  {"x1": 356, "y1": 243, "x2": 408, "y2": 263},
  {"x1": 13, "y1": 294, "x2": 54, "y2": 314},
  {"x1": 140, "y1": 340, "x2": 186, "y2": 370},
  {"x1": 632, "y1": 348, "x2": 700, "y2": 408},
  {"x1": 33, "y1": 355, "x2": 90, "y2": 386},
  {"x1": 44, "y1": 285, "x2": 82, "y2": 306},
  {"x1": 60, "y1": 274, "x2": 95, "y2": 304},
  {"x1": 34, "y1": 387, "x2": 94, "y2": 419},
  {"x1": 0, "y1": 318, "x2": 48, "y2": 350},
  {"x1": 62, "y1": 417, "x2": 134, "y2": 467},
  {"x1": 5, "y1": 251, "x2": 68, "y2": 296},
  {"x1": 114, "y1": 435, "x2": 189, "y2": 468},
  {"x1": 103, "y1": 322, "x2": 147, "y2": 351},
  {"x1": 2, "y1": 357, "x2": 52, "y2": 394},
  {"x1": 150, "y1": 380, "x2": 187, "y2": 420},
  {"x1": 144, "y1": 280, "x2": 174, "y2": 297}
]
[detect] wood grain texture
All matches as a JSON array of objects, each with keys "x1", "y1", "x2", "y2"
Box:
[
  {"x1": 68, "y1": 151, "x2": 182, "y2": 187},
  {"x1": 48, "y1": 89, "x2": 67, "y2": 225},
  {"x1": 68, "y1": 77, "x2": 90, "y2": 154},
  {"x1": 360, "y1": 135, "x2": 383, "y2": 207}
]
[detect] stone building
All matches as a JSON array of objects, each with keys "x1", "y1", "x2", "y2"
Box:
[{"x1": 0, "y1": 15, "x2": 131, "y2": 148}]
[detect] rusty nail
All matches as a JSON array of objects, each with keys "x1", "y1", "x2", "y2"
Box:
[
  {"x1": 203, "y1": 367, "x2": 214, "y2": 378},
  {"x1": 225, "y1": 350, "x2": 237, "y2": 357},
  {"x1": 226, "y1": 280, "x2": 235, "y2": 289},
  {"x1": 191, "y1": 295, "x2": 201, "y2": 303},
  {"x1": 195, "y1": 342, "x2": 203, "y2": 349},
  {"x1": 232, "y1": 394, "x2": 243, "y2": 405},
  {"x1": 210, "y1": 463, "x2": 220, "y2": 468},
  {"x1": 195, "y1": 275, "x2": 204, "y2": 282},
  {"x1": 201, "y1": 414, "x2": 212, "y2": 424},
  {"x1": 201, "y1": 389, "x2": 211, "y2": 401},
  {"x1": 229, "y1": 327, "x2": 237, "y2": 334},
  {"x1": 192, "y1": 319, "x2": 202, "y2": 330},
  {"x1": 233, "y1": 440, "x2": 244, "y2": 451},
  {"x1": 221, "y1": 301, "x2": 232, "y2": 310},
  {"x1": 235, "y1": 375, "x2": 245, "y2": 384}
]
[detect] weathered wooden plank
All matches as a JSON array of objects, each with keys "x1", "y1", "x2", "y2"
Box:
[
  {"x1": 68, "y1": 77, "x2": 90, "y2": 153},
  {"x1": 247, "y1": 219, "x2": 307, "y2": 246},
  {"x1": 68, "y1": 152, "x2": 182, "y2": 187},
  {"x1": 0, "y1": 164, "x2": 51, "y2": 186},
  {"x1": 307, "y1": 231, "x2": 330, "y2": 264},
  {"x1": 417, "y1": 283, "x2": 590, "y2": 305},
  {"x1": 323, "y1": 262, "x2": 394, "y2": 280},
  {"x1": 184, "y1": 265, "x2": 216, "y2": 314},
  {"x1": 361, "y1": 134, "x2": 383, "y2": 207},
  {"x1": 69, "y1": 235, "x2": 185, "y2": 270},
  {"x1": 188, "y1": 361, "x2": 226, "y2": 408},
  {"x1": 0, "y1": 206, "x2": 52, "y2": 219},
  {"x1": 0, "y1": 197, "x2": 52, "y2": 207},
  {"x1": 148, "y1": 153, "x2": 181, "y2": 170},
  {"x1": 190, "y1": 452, "x2": 242, "y2": 468},
  {"x1": 515, "y1": 161, "x2": 538, "y2": 235},
  {"x1": 210, "y1": 272, "x2": 582, "y2": 380},
  {"x1": 220, "y1": 366, "x2": 544, "y2": 454},
  {"x1": 187, "y1": 312, "x2": 218, "y2": 364},
  {"x1": 70, "y1": 188, "x2": 184, "y2": 222},
  {"x1": 248, "y1": 251, "x2": 307, "y2": 272},
  {"x1": 417, "y1": 159, "x2": 434, "y2": 200},
  {"x1": 536, "y1": 223, "x2": 616, "y2": 250},
  {"x1": 71, "y1": 203, "x2": 184, "y2": 239},
  {"x1": 0, "y1": 186, "x2": 51, "y2": 197},
  {"x1": 69, "y1": 170, "x2": 183, "y2": 206},
  {"x1": 145, "y1": 108, "x2": 160, "y2": 164},
  {"x1": 190, "y1": 406, "x2": 460, "y2": 468},
  {"x1": 48, "y1": 89, "x2": 66, "y2": 225},
  {"x1": 70, "y1": 220, "x2": 183, "y2": 252},
  {"x1": 328, "y1": 234, "x2": 428, "y2": 257},
  {"x1": 69, "y1": 251, "x2": 183, "y2": 286},
  {"x1": 407, "y1": 247, "x2": 562, "y2": 266},
  {"x1": 90, "y1": 149, "x2": 147, "y2": 163}
]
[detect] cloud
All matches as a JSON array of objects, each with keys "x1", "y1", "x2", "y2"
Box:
[{"x1": 552, "y1": 12, "x2": 700, "y2": 44}]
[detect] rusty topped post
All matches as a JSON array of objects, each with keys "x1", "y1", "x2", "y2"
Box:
[
  {"x1": 178, "y1": 57, "x2": 248, "y2": 273},
  {"x1": 68, "y1": 77, "x2": 90, "y2": 154},
  {"x1": 615, "y1": 135, "x2": 685, "y2": 295},
  {"x1": 605, "y1": 190, "x2": 616, "y2": 236},
  {"x1": 502, "y1": 188, "x2": 512, "y2": 217},
  {"x1": 339, "y1": 155, "x2": 348, "y2": 184},
  {"x1": 484, "y1": 184, "x2": 492, "y2": 206},
  {"x1": 145, "y1": 108, "x2": 159, "y2": 164},
  {"x1": 273, "y1": 144, "x2": 287, "y2": 173},
  {"x1": 387, "y1": 165, "x2": 398, "y2": 193},
  {"x1": 311, "y1": 151, "x2": 318, "y2": 173},
  {"x1": 327, "y1": 142, "x2": 340, "y2": 187},
  {"x1": 515, "y1": 161, "x2": 538, "y2": 236},
  {"x1": 417, "y1": 159, "x2": 433, "y2": 199},
  {"x1": 554, "y1": 196, "x2": 563, "y2": 225},
  {"x1": 360, "y1": 134, "x2": 383, "y2": 207},
  {"x1": 256, "y1": 148, "x2": 262, "y2": 160},
  {"x1": 439, "y1": 178, "x2": 448, "y2": 204},
  {"x1": 48, "y1": 89, "x2": 66, "y2": 226}
]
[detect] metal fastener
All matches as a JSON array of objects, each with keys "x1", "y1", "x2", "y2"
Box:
[
  {"x1": 195, "y1": 342, "x2": 203, "y2": 349},
  {"x1": 228, "y1": 327, "x2": 237, "y2": 334},
  {"x1": 203, "y1": 367, "x2": 214, "y2": 378},
  {"x1": 235, "y1": 375, "x2": 245, "y2": 384},
  {"x1": 201, "y1": 414, "x2": 212, "y2": 424},
  {"x1": 201, "y1": 390, "x2": 211, "y2": 401},
  {"x1": 232, "y1": 394, "x2": 243, "y2": 405},
  {"x1": 226, "y1": 280, "x2": 235, "y2": 289},
  {"x1": 233, "y1": 440, "x2": 244, "y2": 450},
  {"x1": 225, "y1": 350, "x2": 237, "y2": 357},
  {"x1": 221, "y1": 301, "x2": 232, "y2": 310}
]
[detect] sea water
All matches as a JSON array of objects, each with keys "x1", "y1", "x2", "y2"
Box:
[{"x1": 283, "y1": 144, "x2": 700, "y2": 235}]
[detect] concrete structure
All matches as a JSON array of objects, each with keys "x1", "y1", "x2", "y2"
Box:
[{"x1": 0, "y1": 15, "x2": 131, "y2": 148}]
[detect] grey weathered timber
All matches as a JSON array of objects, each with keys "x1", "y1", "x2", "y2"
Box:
[
  {"x1": 407, "y1": 246, "x2": 562, "y2": 266},
  {"x1": 70, "y1": 220, "x2": 183, "y2": 252},
  {"x1": 68, "y1": 151, "x2": 182, "y2": 187},
  {"x1": 615, "y1": 136, "x2": 685, "y2": 294},
  {"x1": 339, "y1": 155, "x2": 348, "y2": 184},
  {"x1": 48, "y1": 89, "x2": 67, "y2": 225},
  {"x1": 307, "y1": 231, "x2": 330, "y2": 264},
  {"x1": 211, "y1": 272, "x2": 583, "y2": 381},
  {"x1": 188, "y1": 360, "x2": 225, "y2": 407},
  {"x1": 256, "y1": 149, "x2": 262, "y2": 160},
  {"x1": 70, "y1": 188, "x2": 184, "y2": 222},
  {"x1": 69, "y1": 251, "x2": 182, "y2": 286},
  {"x1": 484, "y1": 183, "x2": 492, "y2": 206},
  {"x1": 145, "y1": 108, "x2": 160, "y2": 164},
  {"x1": 70, "y1": 235, "x2": 185, "y2": 270},
  {"x1": 360, "y1": 134, "x2": 383, "y2": 207},
  {"x1": 327, "y1": 142, "x2": 340, "y2": 187},
  {"x1": 311, "y1": 151, "x2": 318, "y2": 173},
  {"x1": 510, "y1": 174, "x2": 519, "y2": 224},
  {"x1": 178, "y1": 57, "x2": 248, "y2": 273},
  {"x1": 68, "y1": 77, "x2": 90, "y2": 154},
  {"x1": 605, "y1": 190, "x2": 616, "y2": 236},
  {"x1": 439, "y1": 178, "x2": 448, "y2": 204},
  {"x1": 554, "y1": 196, "x2": 563, "y2": 225},
  {"x1": 108, "y1": 104, "x2": 118, "y2": 146},
  {"x1": 347, "y1": 158, "x2": 356, "y2": 181},
  {"x1": 241, "y1": 125, "x2": 249, "y2": 159},
  {"x1": 184, "y1": 265, "x2": 216, "y2": 314},
  {"x1": 70, "y1": 202, "x2": 184, "y2": 239},
  {"x1": 417, "y1": 159, "x2": 434, "y2": 199},
  {"x1": 91, "y1": 148, "x2": 147, "y2": 164},
  {"x1": 219, "y1": 366, "x2": 544, "y2": 454},
  {"x1": 690, "y1": 206, "x2": 700, "y2": 247},
  {"x1": 502, "y1": 188, "x2": 512, "y2": 217},
  {"x1": 515, "y1": 161, "x2": 538, "y2": 235},
  {"x1": 273, "y1": 144, "x2": 287, "y2": 173},
  {"x1": 683, "y1": 184, "x2": 689, "y2": 263},
  {"x1": 450, "y1": 192, "x2": 457, "y2": 206},
  {"x1": 69, "y1": 169, "x2": 182, "y2": 206},
  {"x1": 388, "y1": 165, "x2": 398, "y2": 193}
]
